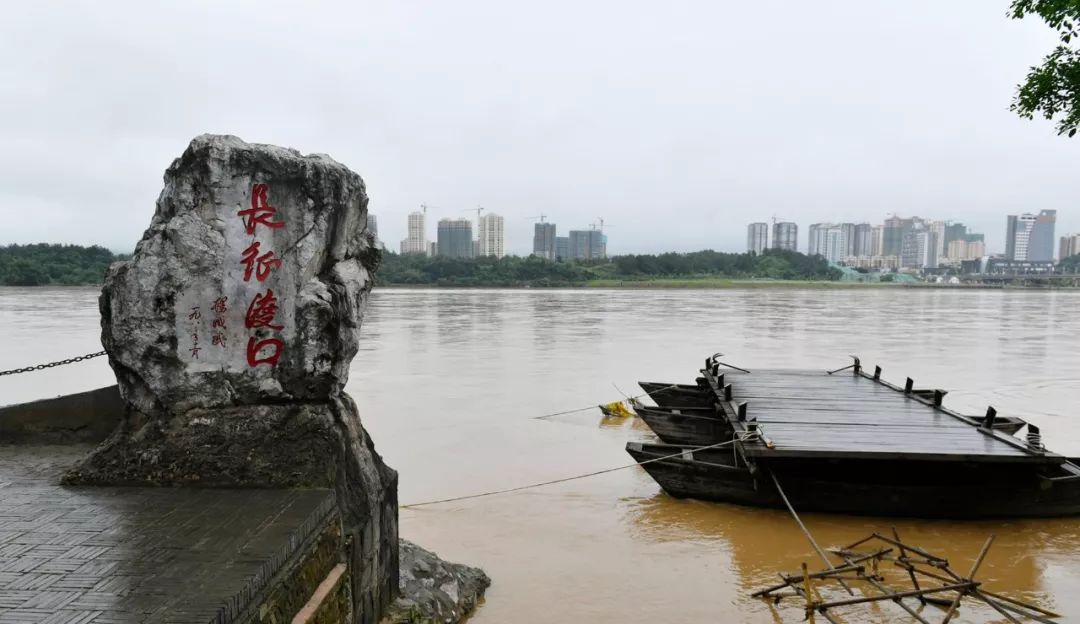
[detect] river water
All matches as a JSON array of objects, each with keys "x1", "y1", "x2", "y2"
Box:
[{"x1": 2, "y1": 286, "x2": 1079, "y2": 622}]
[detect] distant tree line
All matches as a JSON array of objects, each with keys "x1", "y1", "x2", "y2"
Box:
[
  {"x1": 1060, "y1": 253, "x2": 1080, "y2": 273},
  {"x1": 0, "y1": 244, "x2": 127, "y2": 286},
  {"x1": 378, "y1": 248, "x2": 840, "y2": 286},
  {"x1": 1, "y1": 243, "x2": 840, "y2": 287}
]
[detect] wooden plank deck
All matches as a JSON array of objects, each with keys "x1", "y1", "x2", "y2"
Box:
[{"x1": 704, "y1": 368, "x2": 1061, "y2": 464}]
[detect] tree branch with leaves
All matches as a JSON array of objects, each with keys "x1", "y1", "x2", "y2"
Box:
[{"x1": 1010, "y1": 0, "x2": 1080, "y2": 136}]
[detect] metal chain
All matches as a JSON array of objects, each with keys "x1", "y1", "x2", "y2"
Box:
[{"x1": 0, "y1": 351, "x2": 108, "y2": 377}]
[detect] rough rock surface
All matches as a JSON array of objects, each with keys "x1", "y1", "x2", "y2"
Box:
[
  {"x1": 64, "y1": 135, "x2": 397, "y2": 624},
  {"x1": 384, "y1": 540, "x2": 490, "y2": 624}
]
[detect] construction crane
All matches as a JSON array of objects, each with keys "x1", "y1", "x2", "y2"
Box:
[
  {"x1": 460, "y1": 204, "x2": 486, "y2": 221},
  {"x1": 528, "y1": 214, "x2": 547, "y2": 223}
]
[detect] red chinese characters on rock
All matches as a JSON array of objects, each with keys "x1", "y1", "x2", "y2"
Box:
[
  {"x1": 237, "y1": 183, "x2": 285, "y2": 235},
  {"x1": 238, "y1": 183, "x2": 287, "y2": 368},
  {"x1": 247, "y1": 336, "x2": 285, "y2": 367},
  {"x1": 240, "y1": 242, "x2": 282, "y2": 283},
  {"x1": 210, "y1": 296, "x2": 228, "y2": 349},
  {"x1": 245, "y1": 289, "x2": 284, "y2": 366},
  {"x1": 244, "y1": 290, "x2": 284, "y2": 331}
]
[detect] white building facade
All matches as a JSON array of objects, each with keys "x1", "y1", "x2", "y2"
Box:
[
  {"x1": 747, "y1": 222, "x2": 768, "y2": 254},
  {"x1": 477, "y1": 213, "x2": 506, "y2": 257},
  {"x1": 399, "y1": 211, "x2": 429, "y2": 255}
]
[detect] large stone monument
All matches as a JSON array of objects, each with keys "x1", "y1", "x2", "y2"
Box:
[{"x1": 65, "y1": 135, "x2": 398, "y2": 622}]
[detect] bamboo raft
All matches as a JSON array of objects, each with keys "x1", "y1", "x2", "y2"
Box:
[{"x1": 625, "y1": 355, "x2": 1080, "y2": 518}]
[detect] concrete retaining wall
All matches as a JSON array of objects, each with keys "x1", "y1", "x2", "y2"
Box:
[{"x1": 0, "y1": 385, "x2": 123, "y2": 443}]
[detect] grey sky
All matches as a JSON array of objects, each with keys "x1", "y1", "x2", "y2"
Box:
[{"x1": 1, "y1": 1, "x2": 1075, "y2": 256}]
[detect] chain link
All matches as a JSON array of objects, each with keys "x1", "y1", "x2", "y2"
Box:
[{"x1": 0, "y1": 351, "x2": 108, "y2": 377}]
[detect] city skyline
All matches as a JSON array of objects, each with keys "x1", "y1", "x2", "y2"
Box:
[
  {"x1": 745, "y1": 215, "x2": 1010, "y2": 270},
  {"x1": 387, "y1": 205, "x2": 1078, "y2": 263},
  {"x1": 378, "y1": 206, "x2": 1077, "y2": 258}
]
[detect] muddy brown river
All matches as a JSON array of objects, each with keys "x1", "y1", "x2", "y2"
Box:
[{"x1": 2, "y1": 286, "x2": 1078, "y2": 622}]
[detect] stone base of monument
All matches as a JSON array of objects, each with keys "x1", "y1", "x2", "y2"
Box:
[{"x1": 0, "y1": 443, "x2": 343, "y2": 623}]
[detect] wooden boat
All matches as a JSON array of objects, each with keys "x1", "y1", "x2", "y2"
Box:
[
  {"x1": 637, "y1": 381, "x2": 714, "y2": 409},
  {"x1": 626, "y1": 360, "x2": 1079, "y2": 518},
  {"x1": 626, "y1": 441, "x2": 1080, "y2": 519},
  {"x1": 630, "y1": 399, "x2": 1026, "y2": 444},
  {"x1": 629, "y1": 399, "x2": 733, "y2": 446}
]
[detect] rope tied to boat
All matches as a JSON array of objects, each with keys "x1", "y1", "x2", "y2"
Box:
[
  {"x1": 529, "y1": 383, "x2": 684, "y2": 420},
  {"x1": 402, "y1": 437, "x2": 739, "y2": 509}
]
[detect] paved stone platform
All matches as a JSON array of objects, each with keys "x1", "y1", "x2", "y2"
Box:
[{"x1": 0, "y1": 445, "x2": 335, "y2": 623}]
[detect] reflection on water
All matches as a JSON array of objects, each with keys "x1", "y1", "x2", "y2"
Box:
[{"x1": 2, "y1": 286, "x2": 1080, "y2": 622}]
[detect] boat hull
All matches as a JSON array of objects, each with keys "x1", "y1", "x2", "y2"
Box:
[
  {"x1": 634, "y1": 407, "x2": 734, "y2": 446},
  {"x1": 626, "y1": 442, "x2": 1080, "y2": 519},
  {"x1": 637, "y1": 381, "x2": 714, "y2": 409}
]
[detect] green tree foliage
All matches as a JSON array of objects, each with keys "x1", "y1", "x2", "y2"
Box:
[
  {"x1": 0, "y1": 244, "x2": 125, "y2": 286},
  {"x1": 378, "y1": 249, "x2": 840, "y2": 286},
  {"x1": 1010, "y1": 0, "x2": 1080, "y2": 137},
  {"x1": 1060, "y1": 253, "x2": 1080, "y2": 272}
]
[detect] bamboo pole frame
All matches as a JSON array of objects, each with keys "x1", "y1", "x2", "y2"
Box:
[{"x1": 751, "y1": 533, "x2": 1060, "y2": 623}]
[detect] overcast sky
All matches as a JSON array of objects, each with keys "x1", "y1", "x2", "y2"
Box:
[{"x1": 1, "y1": 1, "x2": 1075, "y2": 256}]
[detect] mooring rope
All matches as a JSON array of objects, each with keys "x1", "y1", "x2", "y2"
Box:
[
  {"x1": 529, "y1": 383, "x2": 684, "y2": 420},
  {"x1": 402, "y1": 437, "x2": 738, "y2": 509}
]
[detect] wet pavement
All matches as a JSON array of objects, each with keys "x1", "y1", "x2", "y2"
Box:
[{"x1": 0, "y1": 445, "x2": 334, "y2": 623}]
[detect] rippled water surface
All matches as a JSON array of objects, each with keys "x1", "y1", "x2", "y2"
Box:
[{"x1": 2, "y1": 286, "x2": 1079, "y2": 622}]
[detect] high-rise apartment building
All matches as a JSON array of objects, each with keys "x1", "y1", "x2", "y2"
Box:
[
  {"x1": 807, "y1": 223, "x2": 823, "y2": 257},
  {"x1": 871, "y1": 225, "x2": 884, "y2": 256},
  {"x1": 929, "y1": 221, "x2": 947, "y2": 262},
  {"x1": 477, "y1": 213, "x2": 505, "y2": 257},
  {"x1": 1032, "y1": 210, "x2": 1057, "y2": 261},
  {"x1": 436, "y1": 218, "x2": 474, "y2": 258},
  {"x1": 366, "y1": 214, "x2": 378, "y2": 239},
  {"x1": 807, "y1": 224, "x2": 848, "y2": 263},
  {"x1": 822, "y1": 228, "x2": 848, "y2": 264},
  {"x1": 1060, "y1": 234, "x2": 1080, "y2": 260},
  {"x1": 947, "y1": 239, "x2": 986, "y2": 261},
  {"x1": 852, "y1": 223, "x2": 873, "y2": 257},
  {"x1": 883, "y1": 216, "x2": 921, "y2": 257},
  {"x1": 1007, "y1": 210, "x2": 1056, "y2": 261},
  {"x1": 839, "y1": 223, "x2": 856, "y2": 257},
  {"x1": 568, "y1": 230, "x2": 606, "y2": 260},
  {"x1": 399, "y1": 211, "x2": 429, "y2": 255},
  {"x1": 747, "y1": 223, "x2": 769, "y2": 254},
  {"x1": 555, "y1": 236, "x2": 569, "y2": 260},
  {"x1": 943, "y1": 223, "x2": 968, "y2": 256},
  {"x1": 772, "y1": 222, "x2": 798, "y2": 251},
  {"x1": 533, "y1": 222, "x2": 556, "y2": 260},
  {"x1": 901, "y1": 228, "x2": 937, "y2": 269},
  {"x1": 1006, "y1": 214, "x2": 1036, "y2": 261}
]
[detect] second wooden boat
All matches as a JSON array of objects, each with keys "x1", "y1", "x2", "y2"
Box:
[{"x1": 636, "y1": 381, "x2": 713, "y2": 409}]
